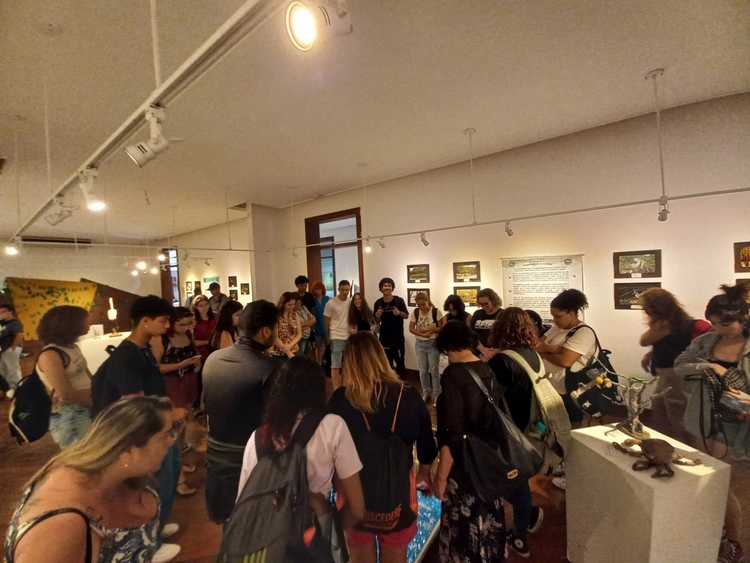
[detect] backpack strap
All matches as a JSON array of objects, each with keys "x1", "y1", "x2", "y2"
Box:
[
  {"x1": 361, "y1": 383, "x2": 405, "y2": 433},
  {"x1": 40, "y1": 345, "x2": 71, "y2": 369},
  {"x1": 499, "y1": 350, "x2": 545, "y2": 381},
  {"x1": 431, "y1": 307, "x2": 438, "y2": 325},
  {"x1": 565, "y1": 324, "x2": 603, "y2": 363},
  {"x1": 291, "y1": 410, "x2": 327, "y2": 449}
]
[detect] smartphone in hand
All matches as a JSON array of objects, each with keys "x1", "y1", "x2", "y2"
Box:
[{"x1": 720, "y1": 394, "x2": 750, "y2": 413}]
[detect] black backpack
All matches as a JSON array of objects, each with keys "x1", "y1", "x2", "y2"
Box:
[
  {"x1": 8, "y1": 347, "x2": 68, "y2": 444},
  {"x1": 563, "y1": 324, "x2": 619, "y2": 419},
  {"x1": 354, "y1": 384, "x2": 416, "y2": 534},
  {"x1": 217, "y1": 410, "x2": 334, "y2": 563},
  {"x1": 90, "y1": 344, "x2": 118, "y2": 416},
  {"x1": 412, "y1": 307, "x2": 438, "y2": 325}
]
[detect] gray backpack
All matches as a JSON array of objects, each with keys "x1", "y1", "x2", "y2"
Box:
[
  {"x1": 217, "y1": 411, "x2": 334, "y2": 563},
  {"x1": 500, "y1": 350, "x2": 571, "y2": 474}
]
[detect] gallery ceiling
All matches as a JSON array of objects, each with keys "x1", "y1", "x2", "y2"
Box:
[{"x1": 0, "y1": 0, "x2": 748, "y2": 243}]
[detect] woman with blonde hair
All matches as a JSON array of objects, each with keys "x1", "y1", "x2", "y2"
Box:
[
  {"x1": 328, "y1": 332, "x2": 436, "y2": 563},
  {"x1": 5, "y1": 396, "x2": 178, "y2": 563},
  {"x1": 268, "y1": 292, "x2": 302, "y2": 362},
  {"x1": 408, "y1": 292, "x2": 443, "y2": 402}
]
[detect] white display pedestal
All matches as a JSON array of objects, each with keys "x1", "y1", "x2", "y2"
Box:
[
  {"x1": 567, "y1": 425, "x2": 730, "y2": 563},
  {"x1": 78, "y1": 331, "x2": 131, "y2": 372}
]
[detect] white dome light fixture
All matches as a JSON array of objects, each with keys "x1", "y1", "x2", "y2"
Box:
[
  {"x1": 505, "y1": 221, "x2": 514, "y2": 237},
  {"x1": 285, "y1": 0, "x2": 352, "y2": 52},
  {"x1": 136, "y1": 261, "x2": 147, "y2": 271},
  {"x1": 78, "y1": 167, "x2": 105, "y2": 211},
  {"x1": 4, "y1": 243, "x2": 19, "y2": 256},
  {"x1": 131, "y1": 270, "x2": 139, "y2": 276},
  {"x1": 44, "y1": 195, "x2": 78, "y2": 226},
  {"x1": 364, "y1": 238, "x2": 372, "y2": 253},
  {"x1": 124, "y1": 106, "x2": 171, "y2": 168},
  {"x1": 150, "y1": 267, "x2": 159, "y2": 275}
]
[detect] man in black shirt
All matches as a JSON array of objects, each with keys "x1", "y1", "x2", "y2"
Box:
[
  {"x1": 202, "y1": 299, "x2": 279, "y2": 523},
  {"x1": 471, "y1": 288, "x2": 503, "y2": 361},
  {"x1": 294, "y1": 275, "x2": 317, "y2": 315},
  {"x1": 373, "y1": 277, "x2": 409, "y2": 377},
  {"x1": 91, "y1": 295, "x2": 181, "y2": 563}
]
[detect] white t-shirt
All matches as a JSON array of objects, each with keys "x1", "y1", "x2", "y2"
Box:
[
  {"x1": 238, "y1": 414, "x2": 362, "y2": 498},
  {"x1": 542, "y1": 324, "x2": 597, "y2": 394},
  {"x1": 324, "y1": 297, "x2": 351, "y2": 341},
  {"x1": 413, "y1": 307, "x2": 443, "y2": 340}
]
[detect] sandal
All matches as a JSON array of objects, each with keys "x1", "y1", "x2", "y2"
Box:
[
  {"x1": 181, "y1": 462, "x2": 196, "y2": 473},
  {"x1": 177, "y1": 481, "x2": 196, "y2": 496}
]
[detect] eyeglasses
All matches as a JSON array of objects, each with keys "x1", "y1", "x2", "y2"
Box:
[{"x1": 169, "y1": 419, "x2": 185, "y2": 439}]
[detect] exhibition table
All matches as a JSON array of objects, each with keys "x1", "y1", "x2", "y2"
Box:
[
  {"x1": 566, "y1": 425, "x2": 730, "y2": 563},
  {"x1": 78, "y1": 332, "x2": 131, "y2": 373}
]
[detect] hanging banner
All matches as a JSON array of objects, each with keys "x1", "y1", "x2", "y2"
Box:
[{"x1": 501, "y1": 255, "x2": 584, "y2": 323}]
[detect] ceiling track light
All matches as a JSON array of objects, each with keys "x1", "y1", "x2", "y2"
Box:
[
  {"x1": 291, "y1": 246, "x2": 299, "y2": 257},
  {"x1": 646, "y1": 69, "x2": 671, "y2": 222},
  {"x1": 377, "y1": 238, "x2": 386, "y2": 249},
  {"x1": 658, "y1": 196, "x2": 669, "y2": 222},
  {"x1": 505, "y1": 221, "x2": 514, "y2": 237},
  {"x1": 285, "y1": 0, "x2": 353, "y2": 52},
  {"x1": 364, "y1": 237, "x2": 372, "y2": 253},
  {"x1": 78, "y1": 167, "x2": 105, "y2": 211},
  {"x1": 420, "y1": 232, "x2": 429, "y2": 246},
  {"x1": 157, "y1": 252, "x2": 167, "y2": 261},
  {"x1": 124, "y1": 106, "x2": 175, "y2": 168},
  {"x1": 44, "y1": 195, "x2": 78, "y2": 226},
  {"x1": 4, "y1": 242, "x2": 20, "y2": 256}
]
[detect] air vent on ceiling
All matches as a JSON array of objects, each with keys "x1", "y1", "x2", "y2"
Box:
[
  {"x1": 20, "y1": 236, "x2": 92, "y2": 245},
  {"x1": 228, "y1": 201, "x2": 247, "y2": 211}
]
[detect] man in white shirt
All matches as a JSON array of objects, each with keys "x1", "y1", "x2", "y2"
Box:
[{"x1": 324, "y1": 280, "x2": 351, "y2": 389}]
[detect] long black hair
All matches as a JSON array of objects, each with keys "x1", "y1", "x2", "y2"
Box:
[
  {"x1": 348, "y1": 292, "x2": 374, "y2": 327},
  {"x1": 261, "y1": 356, "x2": 327, "y2": 449},
  {"x1": 210, "y1": 300, "x2": 244, "y2": 348}
]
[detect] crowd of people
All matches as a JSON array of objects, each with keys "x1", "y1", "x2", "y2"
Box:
[{"x1": 1, "y1": 276, "x2": 749, "y2": 563}]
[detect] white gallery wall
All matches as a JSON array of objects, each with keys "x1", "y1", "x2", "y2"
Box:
[{"x1": 249, "y1": 93, "x2": 750, "y2": 376}]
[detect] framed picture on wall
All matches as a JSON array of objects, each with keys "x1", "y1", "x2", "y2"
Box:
[
  {"x1": 454, "y1": 286, "x2": 481, "y2": 306},
  {"x1": 614, "y1": 282, "x2": 661, "y2": 310},
  {"x1": 736, "y1": 279, "x2": 750, "y2": 304},
  {"x1": 193, "y1": 281, "x2": 202, "y2": 295},
  {"x1": 229, "y1": 289, "x2": 239, "y2": 300},
  {"x1": 240, "y1": 283, "x2": 250, "y2": 295},
  {"x1": 407, "y1": 264, "x2": 430, "y2": 284},
  {"x1": 228, "y1": 276, "x2": 238, "y2": 288},
  {"x1": 203, "y1": 276, "x2": 220, "y2": 287},
  {"x1": 734, "y1": 242, "x2": 750, "y2": 273},
  {"x1": 186, "y1": 281, "x2": 192, "y2": 292},
  {"x1": 453, "y1": 261, "x2": 481, "y2": 283},
  {"x1": 408, "y1": 288, "x2": 430, "y2": 307},
  {"x1": 613, "y1": 250, "x2": 662, "y2": 278}
]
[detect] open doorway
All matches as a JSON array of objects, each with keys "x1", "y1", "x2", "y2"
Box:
[{"x1": 305, "y1": 208, "x2": 364, "y2": 297}]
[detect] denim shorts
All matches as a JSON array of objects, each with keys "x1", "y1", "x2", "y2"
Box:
[
  {"x1": 330, "y1": 339, "x2": 347, "y2": 368},
  {"x1": 49, "y1": 403, "x2": 92, "y2": 448}
]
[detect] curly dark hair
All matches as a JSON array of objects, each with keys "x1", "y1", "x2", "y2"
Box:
[
  {"x1": 37, "y1": 306, "x2": 90, "y2": 346},
  {"x1": 550, "y1": 289, "x2": 588, "y2": 315},
  {"x1": 436, "y1": 319, "x2": 478, "y2": 355},
  {"x1": 705, "y1": 284, "x2": 750, "y2": 337},
  {"x1": 638, "y1": 288, "x2": 691, "y2": 333},
  {"x1": 488, "y1": 307, "x2": 539, "y2": 350},
  {"x1": 378, "y1": 277, "x2": 396, "y2": 291},
  {"x1": 348, "y1": 293, "x2": 374, "y2": 327},
  {"x1": 261, "y1": 356, "x2": 327, "y2": 449}
]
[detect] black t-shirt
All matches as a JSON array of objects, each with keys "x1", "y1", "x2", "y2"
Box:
[
  {"x1": 470, "y1": 308, "x2": 502, "y2": 348},
  {"x1": 0, "y1": 318, "x2": 23, "y2": 351},
  {"x1": 487, "y1": 347, "x2": 539, "y2": 432},
  {"x1": 96, "y1": 339, "x2": 167, "y2": 413},
  {"x1": 328, "y1": 383, "x2": 437, "y2": 466},
  {"x1": 651, "y1": 320, "x2": 710, "y2": 372},
  {"x1": 374, "y1": 296, "x2": 408, "y2": 346},
  {"x1": 299, "y1": 292, "x2": 317, "y2": 316},
  {"x1": 202, "y1": 338, "x2": 277, "y2": 446}
]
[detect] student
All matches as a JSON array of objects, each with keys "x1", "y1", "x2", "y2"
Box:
[
  {"x1": 35, "y1": 306, "x2": 93, "y2": 448},
  {"x1": 190, "y1": 295, "x2": 216, "y2": 412},
  {"x1": 324, "y1": 280, "x2": 352, "y2": 389},
  {"x1": 0, "y1": 303, "x2": 24, "y2": 398},
  {"x1": 208, "y1": 282, "x2": 229, "y2": 313},
  {"x1": 409, "y1": 292, "x2": 443, "y2": 402},
  {"x1": 295, "y1": 299, "x2": 316, "y2": 357},
  {"x1": 91, "y1": 295, "x2": 181, "y2": 563},
  {"x1": 470, "y1": 288, "x2": 503, "y2": 361},
  {"x1": 202, "y1": 300, "x2": 279, "y2": 523},
  {"x1": 311, "y1": 281, "x2": 331, "y2": 365},
  {"x1": 373, "y1": 278, "x2": 409, "y2": 377},
  {"x1": 269, "y1": 292, "x2": 303, "y2": 362},
  {"x1": 210, "y1": 300, "x2": 244, "y2": 350},
  {"x1": 294, "y1": 275, "x2": 317, "y2": 316},
  {"x1": 328, "y1": 332, "x2": 436, "y2": 563},
  {"x1": 5, "y1": 396, "x2": 176, "y2": 563},
  {"x1": 440, "y1": 295, "x2": 472, "y2": 327},
  {"x1": 348, "y1": 293, "x2": 375, "y2": 334}
]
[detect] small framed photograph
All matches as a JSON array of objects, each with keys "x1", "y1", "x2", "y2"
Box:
[
  {"x1": 193, "y1": 281, "x2": 202, "y2": 295},
  {"x1": 186, "y1": 281, "x2": 193, "y2": 292},
  {"x1": 228, "y1": 276, "x2": 238, "y2": 288},
  {"x1": 229, "y1": 289, "x2": 239, "y2": 300},
  {"x1": 240, "y1": 283, "x2": 250, "y2": 295},
  {"x1": 454, "y1": 286, "x2": 481, "y2": 306},
  {"x1": 734, "y1": 242, "x2": 750, "y2": 273},
  {"x1": 408, "y1": 288, "x2": 431, "y2": 307},
  {"x1": 453, "y1": 261, "x2": 481, "y2": 283},
  {"x1": 613, "y1": 250, "x2": 662, "y2": 278},
  {"x1": 614, "y1": 282, "x2": 661, "y2": 310},
  {"x1": 407, "y1": 264, "x2": 430, "y2": 284},
  {"x1": 736, "y1": 280, "x2": 750, "y2": 304}
]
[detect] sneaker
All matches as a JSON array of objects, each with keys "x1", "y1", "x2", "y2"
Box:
[
  {"x1": 551, "y1": 462, "x2": 565, "y2": 476},
  {"x1": 422, "y1": 393, "x2": 431, "y2": 403},
  {"x1": 506, "y1": 530, "x2": 530, "y2": 558},
  {"x1": 527, "y1": 506, "x2": 544, "y2": 533},
  {"x1": 551, "y1": 475, "x2": 566, "y2": 490},
  {"x1": 162, "y1": 523, "x2": 180, "y2": 540},
  {"x1": 718, "y1": 540, "x2": 744, "y2": 563},
  {"x1": 153, "y1": 543, "x2": 181, "y2": 563}
]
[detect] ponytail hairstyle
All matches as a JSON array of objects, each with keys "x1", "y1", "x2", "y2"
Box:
[{"x1": 705, "y1": 284, "x2": 750, "y2": 337}]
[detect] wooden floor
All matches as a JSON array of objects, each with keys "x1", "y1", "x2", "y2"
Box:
[{"x1": 2, "y1": 346, "x2": 749, "y2": 563}]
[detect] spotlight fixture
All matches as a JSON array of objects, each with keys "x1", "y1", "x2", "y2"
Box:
[
  {"x1": 377, "y1": 238, "x2": 386, "y2": 249},
  {"x1": 44, "y1": 195, "x2": 77, "y2": 226},
  {"x1": 4, "y1": 244, "x2": 19, "y2": 256},
  {"x1": 78, "y1": 167, "x2": 105, "y2": 211},
  {"x1": 285, "y1": 0, "x2": 353, "y2": 52},
  {"x1": 136, "y1": 261, "x2": 147, "y2": 271},
  {"x1": 150, "y1": 267, "x2": 159, "y2": 275},
  {"x1": 124, "y1": 106, "x2": 171, "y2": 168},
  {"x1": 420, "y1": 232, "x2": 429, "y2": 246},
  {"x1": 657, "y1": 196, "x2": 669, "y2": 222},
  {"x1": 505, "y1": 221, "x2": 514, "y2": 237},
  {"x1": 157, "y1": 253, "x2": 167, "y2": 261},
  {"x1": 204, "y1": 259, "x2": 211, "y2": 266},
  {"x1": 364, "y1": 238, "x2": 372, "y2": 253},
  {"x1": 131, "y1": 270, "x2": 139, "y2": 276},
  {"x1": 291, "y1": 247, "x2": 299, "y2": 257}
]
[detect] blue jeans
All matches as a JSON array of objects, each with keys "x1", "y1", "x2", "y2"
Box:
[
  {"x1": 49, "y1": 403, "x2": 92, "y2": 448},
  {"x1": 155, "y1": 441, "x2": 181, "y2": 534},
  {"x1": 415, "y1": 339, "x2": 440, "y2": 398},
  {"x1": 507, "y1": 480, "x2": 532, "y2": 537}
]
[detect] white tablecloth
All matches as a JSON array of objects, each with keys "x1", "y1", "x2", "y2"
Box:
[{"x1": 78, "y1": 332, "x2": 131, "y2": 373}]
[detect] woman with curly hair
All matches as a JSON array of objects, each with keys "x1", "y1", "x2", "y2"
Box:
[
  {"x1": 348, "y1": 293, "x2": 375, "y2": 334},
  {"x1": 210, "y1": 300, "x2": 244, "y2": 350},
  {"x1": 268, "y1": 292, "x2": 302, "y2": 362},
  {"x1": 487, "y1": 307, "x2": 550, "y2": 558},
  {"x1": 36, "y1": 306, "x2": 94, "y2": 448}
]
